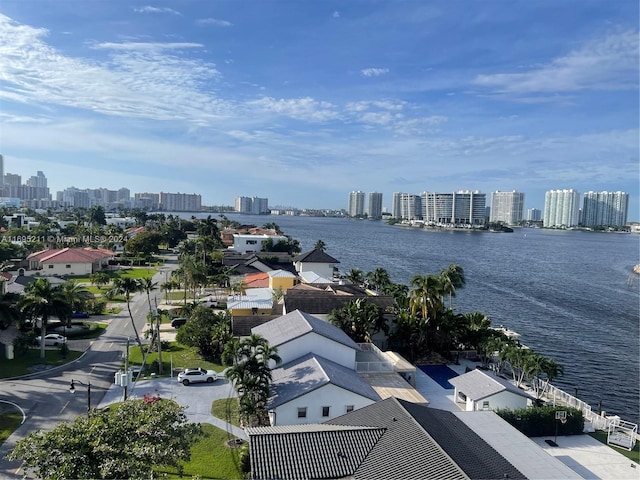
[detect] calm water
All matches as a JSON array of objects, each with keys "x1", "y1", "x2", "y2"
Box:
[{"x1": 201, "y1": 213, "x2": 640, "y2": 423}]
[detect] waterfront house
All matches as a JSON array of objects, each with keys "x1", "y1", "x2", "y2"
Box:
[
  {"x1": 449, "y1": 368, "x2": 536, "y2": 411},
  {"x1": 247, "y1": 396, "x2": 579, "y2": 480},
  {"x1": 292, "y1": 249, "x2": 340, "y2": 280}
]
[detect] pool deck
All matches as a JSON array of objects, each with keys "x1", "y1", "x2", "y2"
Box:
[{"x1": 413, "y1": 359, "x2": 640, "y2": 480}]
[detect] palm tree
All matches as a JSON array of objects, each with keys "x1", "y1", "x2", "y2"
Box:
[
  {"x1": 439, "y1": 264, "x2": 466, "y2": 308},
  {"x1": 345, "y1": 268, "x2": 364, "y2": 286},
  {"x1": 408, "y1": 274, "x2": 443, "y2": 321},
  {"x1": 225, "y1": 334, "x2": 281, "y2": 427},
  {"x1": 60, "y1": 280, "x2": 92, "y2": 325},
  {"x1": 138, "y1": 277, "x2": 158, "y2": 313},
  {"x1": 366, "y1": 267, "x2": 391, "y2": 292},
  {"x1": 108, "y1": 277, "x2": 143, "y2": 346},
  {"x1": 314, "y1": 239, "x2": 326, "y2": 251},
  {"x1": 329, "y1": 298, "x2": 388, "y2": 343},
  {"x1": 90, "y1": 272, "x2": 111, "y2": 291},
  {"x1": 19, "y1": 279, "x2": 72, "y2": 359}
]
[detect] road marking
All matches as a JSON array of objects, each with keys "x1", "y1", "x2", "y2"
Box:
[
  {"x1": 60, "y1": 400, "x2": 70, "y2": 414},
  {"x1": 90, "y1": 366, "x2": 97, "y2": 374}
]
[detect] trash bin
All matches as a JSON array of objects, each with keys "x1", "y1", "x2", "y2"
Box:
[{"x1": 6, "y1": 344, "x2": 14, "y2": 360}]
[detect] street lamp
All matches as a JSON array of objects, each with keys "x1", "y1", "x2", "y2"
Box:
[{"x1": 70, "y1": 379, "x2": 91, "y2": 417}]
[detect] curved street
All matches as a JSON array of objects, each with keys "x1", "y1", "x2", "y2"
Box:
[{"x1": 0, "y1": 258, "x2": 238, "y2": 478}]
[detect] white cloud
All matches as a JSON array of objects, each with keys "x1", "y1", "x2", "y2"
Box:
[
  {"x1": 473, "y1": 30, "x2": 638, "y2": 93},
  {"x1": 361, "y1": 67, "x2": 389, "y2": 77},
  {"x1": 134, "y1": 6, "x2": 182, "y2": 15},
  {"x1": 197, "y1": 18, "x2": 233, "y2": 27},
  {"x1": 248, "y1": 97, "x2": 340, "y2": 122},
  {"x1": 0, "y1": 15, "x2": 228, "y2": 125},
  {"x1": 333, "y1": 11, "x2": 340, "y2": 18}
]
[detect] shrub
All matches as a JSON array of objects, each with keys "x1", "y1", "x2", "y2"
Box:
[
  {"x1": 13, "y1": 332, "x2": 38, "y2": 356},
  {"x1": 495, "y1": 406, "x2": 584, "y2": 437}
]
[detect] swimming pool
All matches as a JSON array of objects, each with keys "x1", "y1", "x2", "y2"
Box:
[{"x1": 418, "y1": 364, "x2": 459, "y2": 389}]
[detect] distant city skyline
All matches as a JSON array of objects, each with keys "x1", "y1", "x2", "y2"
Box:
[{"x1": 0, "y1": 2, "x2": 637, "y2": 219}]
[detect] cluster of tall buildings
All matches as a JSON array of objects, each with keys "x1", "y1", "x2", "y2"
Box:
[
  {"x1": 0, "y1": 155, "x2": 202, "y2": 211},
  {"x1": 543, "y1": 189, "x2": 628, "y2": 228},
  {"x1": 235, "y1": 196, "x2": 269, "y2": 215},
  {"x1": 348, "y1": 191, "x2": 383, "y2": 219},
  {"x1": 349, "y1": 188, "x2": 630, "y2": 228}
]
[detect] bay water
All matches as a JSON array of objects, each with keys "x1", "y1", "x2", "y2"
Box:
[{"x1": 199, "y1": 213, "x2": 640, "y2": 424}]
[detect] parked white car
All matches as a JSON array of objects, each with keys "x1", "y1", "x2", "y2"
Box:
[
  {"x1": 177, "y1": 367, "x2": 218, "y2": 385},
  {"x1": 199, "y1": 298, "x2": 219, "y2": 308},
  {"x1": 36, "y1": 333, "x2": 67, "y2": 346}
]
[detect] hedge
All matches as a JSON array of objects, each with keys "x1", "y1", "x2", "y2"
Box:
[{"x1": 495, "y1": 406, "x2": 584, "y2": 437}]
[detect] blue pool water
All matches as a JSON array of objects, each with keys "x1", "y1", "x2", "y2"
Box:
[{"x1": 418, "y1": 365, "x2": 459, "y2": 390}]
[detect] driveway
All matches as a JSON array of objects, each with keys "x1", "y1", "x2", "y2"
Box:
[{"x1": 97, "y1": 375, "x2": 247, "y2": 440}]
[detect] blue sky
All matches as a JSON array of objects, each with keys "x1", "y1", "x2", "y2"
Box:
[{"x1": 1, "y1": 1, "x2": 638, "y2": 219}]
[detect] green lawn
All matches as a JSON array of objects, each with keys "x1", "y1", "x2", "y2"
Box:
[
  {"x1": 155, "y1": 423, "x2": 244, "y2": 479},
  {"x1": 589, "y1": 430, "x2": 640, "y2": 464},
  {"x1": 69, "y1": 267, "x2": 158, "y2": 285},
  {"x1": 211, "y1": 398, "x2": 241, "y2": 428},
  {"x1": 127, "y1": 342, "x2": 224, "y2": 376},
  {"x1": 0, "y1": 349, "x2": 83, "y2": 378},
  {"x1": 0, "y1": 410, "x2": 23, "y2": 445}
]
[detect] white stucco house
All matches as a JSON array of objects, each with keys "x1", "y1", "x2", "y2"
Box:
[
  {"x1": 251, "y1": 310, "x2": 380, "y2": 426},
  {"x1": 449, "y1": 368, "x2": 536, "y2": 412},
  {"x1": 231, "y1": 234, "x2": 288, "y2": 254},
  {"x1": 26, "y1": 247, "x2": 115, "y2": 276},
  {"x1": 292, "y1": 249, "x2": 340, "y2": 280}
]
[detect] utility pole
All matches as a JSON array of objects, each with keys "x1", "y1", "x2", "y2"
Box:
[
  {"x1": 124, "y1": 337, "x2": 129, "y2": 401},
  {"x1": 155, "y1": 298, "x2": 163, "y2": 374}
]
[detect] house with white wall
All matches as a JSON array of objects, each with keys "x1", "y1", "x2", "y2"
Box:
[
  {"x1": 252, "y1": 310, "x2": 381, "y2": 425},
  {"x1": 292, "y1": 249, "x2": 340, "y2": 280},
  {"x1": 231, "y1": 234, "x2": 288, "y2": 254},
  {"x1": 26, "y1": 247, "x2": 114, "y2": 276},
  {"x1": 267, "y1": 353, "x2": 380, "y2": 426},
  {"x1": 449, "y1": 368, "x2": 536, "y2": 412}
]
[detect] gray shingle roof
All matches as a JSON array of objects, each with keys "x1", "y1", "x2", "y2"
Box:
[
  {"x1": 326, "y1": 398, "x2": 469, "y2": 480},
  {"x1": 268, "y1": 353, "x2": 381, "y2": 409},
  {"x1": 448, "y1": 368, "x2": 536, "y2": 401},
  {"x1": 249, "y1": 397, "x2": 529, "y2": 480},
  {"x1": 293, "y1": 249, "x2": 340, "y2": 264},
  {"x1": 247, "y1": 425, "x2": 385, "y2": 480},
  {"x1": 251, "y1": 309, "x2": 361, "y2": 351}
]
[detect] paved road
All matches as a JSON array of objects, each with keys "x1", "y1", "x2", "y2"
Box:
[{"x1": 0, "y1": 257, "x2": 240, "y2": 478}]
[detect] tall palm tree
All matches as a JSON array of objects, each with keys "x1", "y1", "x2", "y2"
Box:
[
  {"x1": 439, "y1": 264, "x2": 466, "y2": 308},
  {"x1": 408, "y1": 274, "x2": 443, "y2": 321},
  {"x1": 366, "y1": 267, "x2": 391, "y2": 292},
  {"x1": 314, "y1": 239, "x2": 326, "y2": 251},
  {"x1": 60, "y1": 280, "x2": 92, "y2": 324},
  {"x1": 138, "y1": 277, "x2": 158, "y2": 314},
  {"x1": 20, "y1": 279, "x2": 72, "y2": 359},
  {"x1": 329, "y1": 298, "x2": 388, "y2": 343},
  {"x1": 108, "y1": 277, "x2": 143, "y2": 346}
]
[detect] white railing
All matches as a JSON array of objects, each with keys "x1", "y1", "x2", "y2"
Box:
[
  {"x1": 356, "y1": 361, "x2": 395, "y2": 373},
  {"x1": 544, "y1": 383, "x2": 632, "y2": 432}
]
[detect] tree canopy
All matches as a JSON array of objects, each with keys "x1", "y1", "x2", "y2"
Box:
[{"x1": 8, "y1": 399, "x2": 202, "y2": 480}]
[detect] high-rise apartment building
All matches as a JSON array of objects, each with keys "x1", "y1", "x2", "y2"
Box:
[
  {"x1": 490, "y1": 191, "x2": 525, "y2": 225},
  {"x1": 235, "y1": 196, "x2": 269, "y2": 214},
  {"x1": 543, "y1": 189, "x2": 580, "y2": 227},
  {"x1": 368, "y1": 192, "x2": 383, "y2": 219},
  {"x1": 348, "y1": 191, "x2": 365, "y2": 217},
  {"x1": 582, "y1": 191, "x2": 629, "y2": 227},
  {"x1": 422, "y1": 191, "x2": 486, "y2": 225},
  {"x1": 392, "y1": 192, "x2": 421, "y2": 220},
  {"x1": 160, "y1": 192, "x2": 202, "y2": 212},
  {"x1": 526, "y1": 208, "x2": 542, "y2": 222},
  {"x1": 0, "y1": 155, "x2": 3, "y2": 187}
]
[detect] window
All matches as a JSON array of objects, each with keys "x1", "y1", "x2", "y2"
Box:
[
  {"x1": 48, "y1": 264, "x2": 54, "y2": 269},
  {"x1": 345, "y1": 405, "x2": 354, "y2": 413},
  {"x1": 322, "y1": 406, "x2": 330, "y2": 417},
  {"x1": 482, "y1": 401, "x2": 490, "y2": 410},
  {"x1": 247, "y1": 240, "x2": 257, "y2": 245},
  {"x1": 65, "y1": 264, "x2": 71, "y2": 268},
  {"x1": 297, "y1": 407, "x2": 307, "y2": 418}
]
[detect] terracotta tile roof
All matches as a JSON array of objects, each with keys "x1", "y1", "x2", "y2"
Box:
[
  {"x1": 27, "y1": 247, "x2": 115, "y2": 264},
  {"x1": 244, "y1": 272, "x2": 270, "y2": 288}
]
